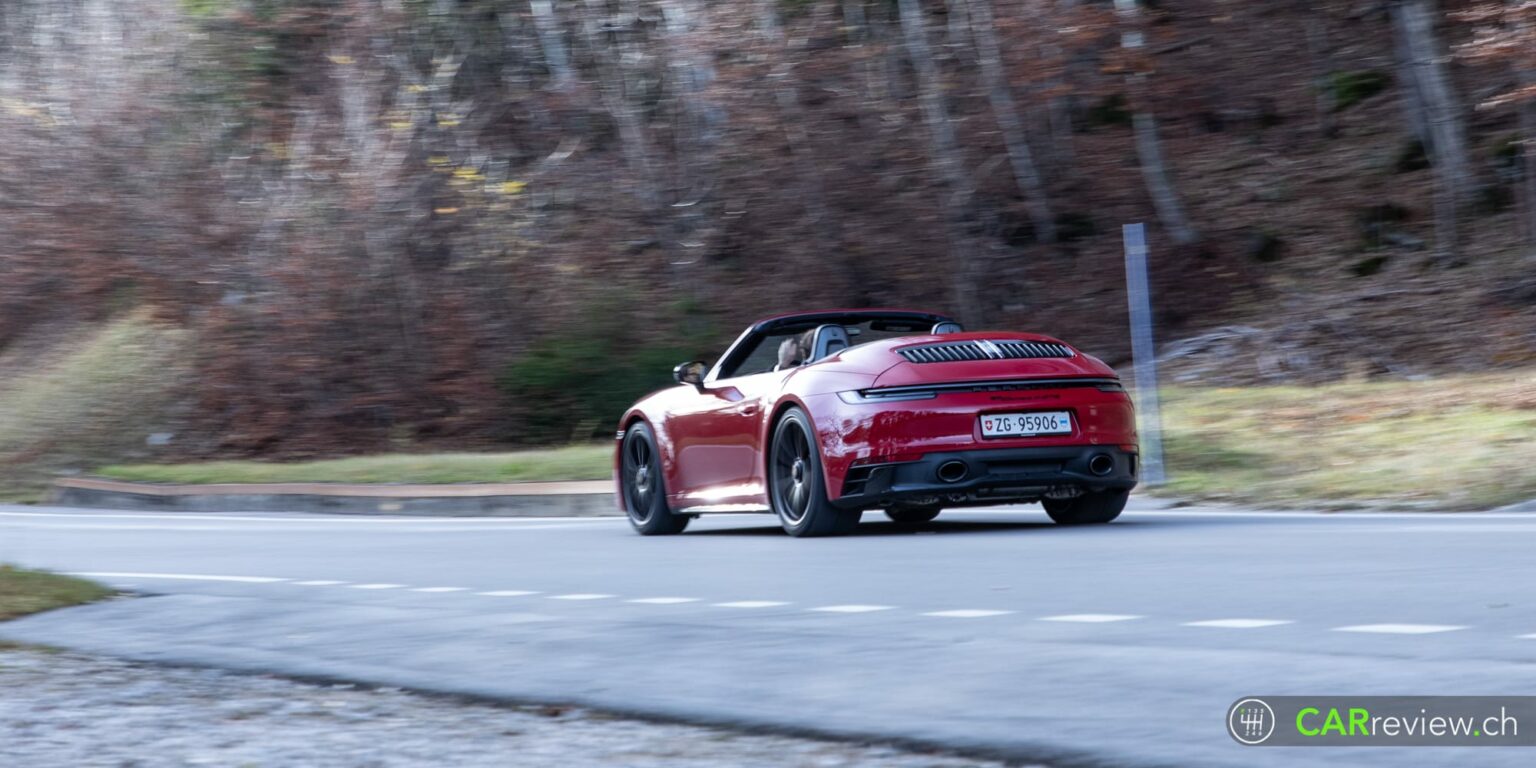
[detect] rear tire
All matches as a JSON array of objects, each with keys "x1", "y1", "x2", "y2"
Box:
[
  {"x1": 884, "y1": 505, "x2": 942, "y2": 524},
  {"x1": 769, "y1": 408, "x2": 862, "y2": 537},
  {"x1": 620, "y1": 423, "x2": 689, "y2": 536},
  {"x1": 1042, "y1": 489, "x2": 1128, "y2": 525}
]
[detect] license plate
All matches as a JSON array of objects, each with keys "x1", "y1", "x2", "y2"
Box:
[{"x1": 980, "y1": 411, "x2": 1073, "y2": 438}]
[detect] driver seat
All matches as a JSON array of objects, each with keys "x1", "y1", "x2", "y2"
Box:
[{"x1": 808, "y1": 324, "x2": 852, "y2": 363}]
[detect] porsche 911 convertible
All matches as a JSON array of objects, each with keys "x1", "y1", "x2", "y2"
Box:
[{"x1": 615, "y1": 309, "x2": 1139, "y2": 537}]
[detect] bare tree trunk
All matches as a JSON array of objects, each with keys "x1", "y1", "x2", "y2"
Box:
[
  {"x1": 757, "y1": 0, "x2": 833, "y2": 229},
  {"x1": 661, "y1": 0, "x2": 718, "y2": 204},
  {"x1": 842, "y1": 0, "x2": 867, "y2": 33},
  {"x1": 579, "y1": 0, "x2": 659, "y2": 207},
  {"x1": 1132, "y1": 113, "x2": 1198, "y2": 246},
  {"x1": 898, "y1": 0, "x2": 981, "y2": 321},
  {"x1": 1114, "y1": 0, "x2": 1198, "y2": 247},
  {"x1": 1303, "y1": 6, "x2": 1337, "y2": 138},
  {"x1": 1046, "y1": 0, "x2": 1082, "y2": 174},
  {"x1": 945, "y1": 0, "x2": 973, "y2": 62},
  {"x1": 965, "y1": 0, "x2": 1055, "y2": 244},
  {"x1": 1519, "y1": 68, "x2": 1536, "y2": 249},
  {"x1": 1392, "y1": 0, "x2": 1472, "y2": 264},
  {"x1": 1391, "y1": 9, "x2": 1434, "y2": 150},
  {"x1": 529, "y1": 0, "x2": 574, "y2": 90},
  {"x1": 1394, "y1": 0, "x2": 1473, "y2": 195}
]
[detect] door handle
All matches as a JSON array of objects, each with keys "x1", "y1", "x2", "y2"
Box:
[{"x1": 738, "y1": 404, "x2": 761, "y2": 417}]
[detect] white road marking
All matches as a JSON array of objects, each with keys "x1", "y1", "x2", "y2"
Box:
[
  {"x1": 923, "y1": 609, "x2": 1014, "y2": 619},
  {"x1": 810, "y1": 604, "x2": 893, "y2": 614},
  {"x1": 1519, "y1": 634, "x2": 1536, "y2": 640},
  {"x1": 1394, "y1": 525, "x2": 1536, "y2": 534},
  {"x1": 1333, "y1": 624, "x2": 1467, "y2": 635},
  {"x1": 713, "y1": 601, "x2": 790, "y2": 609},
  {"x1": 626, "y1": 597, "x2": 700, "y2": 605},
  {"x1": 1039, "y1": 614, "x2": 1142, "y2": 623},
  {"x1": 547, "y1": 593, "x2": 614, "y2": 601},
  {"x1": 477, "y1": 590, "x2": 539, "y2": 597},
  {"x1": 68, "y1": 572, "x2": 288, "y2": 584},
  {"x1": 1183, "y1": 619, "x2": 1294, "y2": 629},
  {"x1": 410, "y1": 587, "x2": 467, "y2": 593},
  {"x1": 292, "y1": 580, "x2": 347, "y2": 586},
  {"x1": 349, "y1": 583, "x2": 406, "y2": 590}
]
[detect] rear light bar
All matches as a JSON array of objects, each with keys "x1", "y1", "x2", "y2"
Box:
[{"x1": 838, "y1": 377, "x2": 1123, "y2": 403}]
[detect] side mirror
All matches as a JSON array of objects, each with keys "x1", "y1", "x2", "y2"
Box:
[{"x1": 674, "y1": 361, "x2": 708, "y2": 391}]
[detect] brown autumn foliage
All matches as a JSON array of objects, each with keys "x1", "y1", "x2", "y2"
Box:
[{"x1": 1, "y1": 0, "x2": 1533, "y2": 458}]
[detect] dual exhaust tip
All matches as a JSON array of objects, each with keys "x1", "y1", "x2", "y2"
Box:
[
  {"x1": 936, "y1": 454, "x2": 1115, "y2": 482},
  {"x1": 936, "y1": 460, "x2": 969, "y2": 483},
  {"x1": 1087, "y1": 453, "x2": 1115, "y2": 477}
]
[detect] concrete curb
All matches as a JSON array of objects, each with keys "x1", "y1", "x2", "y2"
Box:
[
  {"x1": 1493, "y1": 497, "x2": 1536, "y2": 514},
  {"x1": 48, "y1": 477, "x2": 619, "y2": 517}
]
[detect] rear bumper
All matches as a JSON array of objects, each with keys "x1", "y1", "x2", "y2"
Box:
[{"x1": 833, "y1": 445, "x2": 1138, "y2": 510}]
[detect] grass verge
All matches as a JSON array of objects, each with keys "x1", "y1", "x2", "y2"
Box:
[
  {"x1": 0, "y1": 566, "x2": 112, "y2": 622},
  {"x1": 90, "y1": 372, "x2": 1536, "y2": 510},
  {"x1": 98, "y1": 444, "x2": 613, "y2": 485},
  {"x1": 0, "y1": 313, "x2": 192, "y2": 502},
  {"x1": 1157, "y1": 371, "x2": 1536, "y2": 510}
]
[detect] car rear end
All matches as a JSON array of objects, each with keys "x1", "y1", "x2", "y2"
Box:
[{"x1": 818, "y1": 335, "x2": 1138, "y2": 510}]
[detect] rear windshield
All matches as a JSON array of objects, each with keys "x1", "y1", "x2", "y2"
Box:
[{"x1": 720, "y1": 318, "x2": 933, "y2": 379}]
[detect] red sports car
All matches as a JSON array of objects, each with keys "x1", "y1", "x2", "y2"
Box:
[{"x1": 615, "y1": 309, "x2": 1139, "y2": 537}]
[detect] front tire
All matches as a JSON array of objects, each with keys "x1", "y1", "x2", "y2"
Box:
[
  {"x1": 1042, "y1": 489, "x2": 1128, "y2": 525},
  {"x1": 769, "y1": 408, "x2": 862, "y2": 537},
  {"x1": 620, "y1": 423, "x2": 689, "y2": 536}
]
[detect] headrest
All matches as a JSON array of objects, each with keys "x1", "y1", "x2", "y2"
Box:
[
  {"x1": 809, "y1": 324, "x2": 851, "y2": 363},
  {"x1": 931, "y1": 321, "x2": 965, "y2": 334}
]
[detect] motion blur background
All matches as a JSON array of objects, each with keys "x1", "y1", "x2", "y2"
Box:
[{"x1": 1, "y1": 0, "x2": 1533, "y2": 507}]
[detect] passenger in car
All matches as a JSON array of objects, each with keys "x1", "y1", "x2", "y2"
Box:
[{"x1": 775, "y1": 329, "x2": 817, "y2": 371}]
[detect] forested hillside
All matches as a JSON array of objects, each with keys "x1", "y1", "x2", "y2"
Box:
[{"x1": 2, "y1": 0, "x2": 1533, "y2": 457}]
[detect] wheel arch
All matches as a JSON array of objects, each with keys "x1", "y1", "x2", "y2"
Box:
[
  {"x1": 615, "y1": 409, "x2": 663, "y2": 514},
  {"x1": 762, "y1": 395, "x2": 836, "y2": 501}
]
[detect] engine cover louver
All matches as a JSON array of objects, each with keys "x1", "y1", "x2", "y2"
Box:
[{"x1": 897, "y1": 340, "x2": 1074, "y2": 364}]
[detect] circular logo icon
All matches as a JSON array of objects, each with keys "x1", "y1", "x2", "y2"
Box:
[{"x1": 1227, "y1": 698, "x2": 1276, "y2": 745}]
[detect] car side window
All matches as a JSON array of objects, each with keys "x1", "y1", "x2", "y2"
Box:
[{"x1": 722, "y1": 332, "x2": 801, "y2": 379}]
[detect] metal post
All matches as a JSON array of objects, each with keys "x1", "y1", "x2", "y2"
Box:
[{"x1": 1122, "y1": 222, "x2": 1166, "y2": 486}]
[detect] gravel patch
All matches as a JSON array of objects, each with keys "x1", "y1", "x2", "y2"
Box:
[{"x1": 0, "y1": 649, "x2": 1026, "y2": 767}]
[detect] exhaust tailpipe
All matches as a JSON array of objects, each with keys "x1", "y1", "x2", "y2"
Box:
[
  {"x1": 936, "y1": 460, "x2": 969, "y2": 483},
  {"x1": 1087, "y1": 454, "x2": 1115, "y2": 477}
]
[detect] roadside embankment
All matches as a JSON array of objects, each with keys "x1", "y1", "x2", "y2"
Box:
[{"x1": 49, "y1": 477, "x2": 617, "y2": 517}]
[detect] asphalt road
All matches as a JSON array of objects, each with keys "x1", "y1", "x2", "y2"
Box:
[{"x1": 3, "y1": 501, "x2": 1535, "y2": 767}]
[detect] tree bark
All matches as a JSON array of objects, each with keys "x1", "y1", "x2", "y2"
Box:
[
  {"x1": 661, "y1": 0, "x2": 718, "y2": 204},
  {"x1": 1114, "y1": 0, "x2": 1199, "y2": 247},
  {"x1": 578, "y1": 0, "x2": 659, "y2": 207},
  {"x1": 529, "y1": 0, "x2": 573, "y2": 90},
  {"x1": 1391, "y1": 0, "x2": 1472, "y2": 263},
  {"x1": 898, "y1": 0, "x2": 981, "y2": 321},
  {"x1": 945, "y1": 0, "x2": 973, "y2": 62},
  {"x1": 757, "y1": 0, "x2": 833, "y2": 229},
  {"x1": 1519, "y1": 67, "x2": 1536, "y2": 249},
  {"x1": 1392, "y1": 0, "x2": 1473, "y2": 195},
  {"x1": 1303, "y1": 5, "x2": 1337, "y2": 138},
  {"x1": 965, "y1": 0, "x2": 1055, "y2": 244}
]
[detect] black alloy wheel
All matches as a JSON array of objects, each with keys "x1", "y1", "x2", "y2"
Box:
[
  {"x1": 621, "y1": 423, "x2": 689, "y2": 535},
  {"x1": 769, "y1": 408, "x2": 862, "y2": 537}
]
